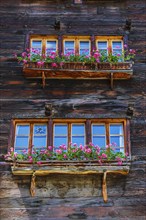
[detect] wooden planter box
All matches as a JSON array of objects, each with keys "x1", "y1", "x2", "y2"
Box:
[
  {"x1": 23, "y1": 61, "x2": 133, "y2": 89},
  {"x1": 11, "y1": 160, "x2": 130, "y2": 202}
]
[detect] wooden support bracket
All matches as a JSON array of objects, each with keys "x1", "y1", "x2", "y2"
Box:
[
  {"x1": 102, "y1": 171, "x2": 108, "y2": 202},
  {"x1": 30, "y1": 172, "x2": 36, "y2": 196},
  {"x1": 110, "y1": 72, "x2": 114, "y2": 90},
  {"x1": 42, "y1": 71, "x2": 46, "y2": 88}
]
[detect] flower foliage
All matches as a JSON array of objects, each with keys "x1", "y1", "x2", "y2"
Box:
[
  {"x1": 14, "y1": 44, "x2": 136, "y2": 67},
  {"x1": 5, "y1": 143, "x2": 128, "y2": 165}
]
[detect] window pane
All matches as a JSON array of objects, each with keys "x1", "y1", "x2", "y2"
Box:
[
  {"x1": 97, "y1": 41, "x2": 108, "y2": 56},
  {"x1": 98, "y1": 41, "x2": 107, "y2": 49},
  {"x1": 54, "y1": 124, "x2": 68, "y2": 149},
  {"x1": 64, "y1": 41, "x2": 75, "y2": 54},
  {"x1": 72, "y1": 124, "x2": 85, "y2": 146},
  {"x1": 110, "y1": 124, "x2": 123, "y2": 135},
  {"x1": 79, "y1": 41, "x2": 90, "y2": 55},
  {"x1": 46, "y1": 41, "x2": 57, "y2": 54},
  {"x1": 33, "y1": 136, "x2": 47, "y2": 149},
  {"x1": 31, "y1": 40, "x2": 42, "y2": 54},
  {"x1": 72, "y1": 137, "x2": 85, "y2": 146},
  {"x1": 15, "y1": 137, "x2": 29, "y2": 148},
  {"x1": 72, "y1": 124, "x2": 85, "y2": 135},
  {"x1": 92, "y1": 124, "x2": 106, "y2": 135},
  {"x1": 34, "y1": 125, "x2": 47, "y2": 135},
  {"x1": 92, "y1": 137, "x2": 106, "y2": 147},
  {"x1": 54, "y1": 137, "x2": 68, "y2": 149},
  {"x1": 16, "y1": 125, "x2": 30, "y2": 135},
  {"x1": 112, "y1": 41, "x2": 122, "y2": 49},
  {"x1": 110, "y1": 136, "x2": 124, "y2": 147},
  {"x1": 112, "y1": 41, "x2": 122, "y2": 59},
  {"x1": 54, "y1": 125, "x2": 68, "y2": 135}
]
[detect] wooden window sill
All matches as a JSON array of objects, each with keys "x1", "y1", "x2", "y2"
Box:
[{"x1": 10, "y1": 161, "x2": 130, "y2": 202}]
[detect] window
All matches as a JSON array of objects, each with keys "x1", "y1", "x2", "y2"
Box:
[
  {"x1": 14, "y1": 121, "x2": 48, "y2": 153},
  {"x1": 30, "y1": 36, "x2": 58, "y2": 56},
  {"x1": 92, "y1": 122, "x2": 124, "y2": 152},
  {"x1": 12, "y1": 119, "x2": 129, "y2": 154},
  {"x1": 53, "y1": 121, "x2": 85, "y2": 150},
  {"x1": 96, "y1": 36, "x2": 124, "y2": 61},
  {"x1": 29, "y1": 35, "x2": 125, "y2": 59},
  {"x1": 63, "y1": 36, "x2": 91, "y2": 56},
  {"x1": 46, "y1": 40, "x2": 57, "y2": 55},
  {"x1": 64, "y1": 40, "x2": 75, "y2": 54}
]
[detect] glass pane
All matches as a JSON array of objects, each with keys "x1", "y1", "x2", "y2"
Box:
[
  {"x1": 92, "y1": 125, "x2": 106, "y2": 135},
  {"x1": 72, "y1": 137, "x2": 85, "y2": 146},
  {"x1": 80, "y1": 41, "x2": 90, "y2": 55},
  {"x1": 92, "y1": 137, "x2": 106, "y2": 147},
  {"x1": 31, "y1": 40, "x2": 42, "y2": 53},
  {"x1": 33, "y1": 136, "x2": 46, "y2": 148},
  {"x1": 110, "y1": 124, "x2": 123, "y2": 135},
  {"x1": 15, "y1": 136, "x2": 29, "y2": 148},
  {"x1": 112, "y1": 41, "x2": 122, "y2": 49},
  {"x1": 113, "y1": 49, "x2": 122, "y2": 56},
  {"x1": 98, "y1": 41, "x2": 107, "y2": 49},
  {"x1": 46, "y1": 41, "x2": 57, "y2": 54},
  {"x1": 72, "y1": 124, "x2": 85, "y2": 135},
  {"x1": 110, "y1": 136, "x2": 124, "y2": 147},
  {"x1": 54, "y1": 125, "x2": 68, "y2": 135},
  {"x1": 54, "y1": 137, "x2": 67, "y2": 148},
  {"x1": 34, "y1": 125, "x2": 47, "y2": 135},
  {"x1": 64, "y1": 41, "x2": 75, "y2": 54},
  {"x1": 16, "y1": 125, "x2": 30, "y2": 135},
  {"x1": 114, "y1": 148, "x2": 124, "y2": 153}
]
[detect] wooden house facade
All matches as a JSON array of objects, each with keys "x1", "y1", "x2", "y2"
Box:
[{"x1": 0, "y1": 0, "x2": 145, "y2": 219}]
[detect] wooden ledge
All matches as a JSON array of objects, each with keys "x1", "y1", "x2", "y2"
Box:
[
  {"x1": 23, "y1": 62, "x2": 133, "y2": 89},
  {"x1": 11, "y1": 164, "x2": 130, "y2": 202}
]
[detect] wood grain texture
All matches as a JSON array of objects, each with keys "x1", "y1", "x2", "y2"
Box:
[{"x1": 0, "y1": 0, "x2": 146, "y2": 219}]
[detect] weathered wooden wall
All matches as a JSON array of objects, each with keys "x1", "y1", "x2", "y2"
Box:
[{"x1": 0, "y1": 0, "x2": 146, "y2": 219}]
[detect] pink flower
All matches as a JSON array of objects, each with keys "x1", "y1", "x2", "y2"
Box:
[
  {"x1": 51, "y1": 62, "x2": 57, "y2": 68},
  {"x1": 37, "y1": 161, "x2": 42, "y2": 165},
  {"x1": 22, "y1": 52, "x2": 27, "y2": 57},
  {"x1": 124, "y1": 44, "x2": 128, "y2": 48},
  {"x1": 85, "y1": 148, "x2": 92, "y2": 154},
  {"x1": 116, "y1": 46, "x2": 120, "y2": 48},
  {"x1": 37, "y1": 61, "x2": 44, "y2": 67},
  {"x1": 59, "y1": 145, "x2": 67, "y2": 150},
  {"x1": 23, "y1": 60, "x2": 27, "y2": 64},
  {"x1": 48, "y1": 146, "x2": 53, "y2": 151},
  {"x1": 125, "y1": 152, "x2": 129, "y2": 157},
  {"x1": 63, "y1": 154, "x2": 67, "y2": 159},
  {"x1": 56, "y1": 149, "x2": 62, "y2": 154},
  {"x1": 101, "y1": 153, "x2": 107, "y2": 159}
]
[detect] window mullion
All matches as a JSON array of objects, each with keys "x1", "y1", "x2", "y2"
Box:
[
  {"x1": 29, "y1": 123, "x2": 33, "y2": 153},
  {"x1": 48, "y1": 119, "x2": 53, "y2": 147},
  {"x1": 106, "y1": 123, "x2": 109, "y2": 145},
  {"x1": 42, "y1": 38, "x2": 46, "y2": 55},
  {"x1": 75, "y1": 38, "x2": 79, "y2": 55},
  {"x1": 108, "y1": 40, "x2": 112, "y2": 54},
  {"x1": 68, "y1": 123, "x2": 71, "y2": 150},
  {"x1": 86, "y1": 119, "x2": 91, "y2": 144}
]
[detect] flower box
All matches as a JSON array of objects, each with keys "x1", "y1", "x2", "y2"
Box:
[
  {"x1": 10, "y1": 160, "x2": 130, "y2": 202},
  {"x1": 22, "y1": 61, "x2": 133, "y2": 89}
]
